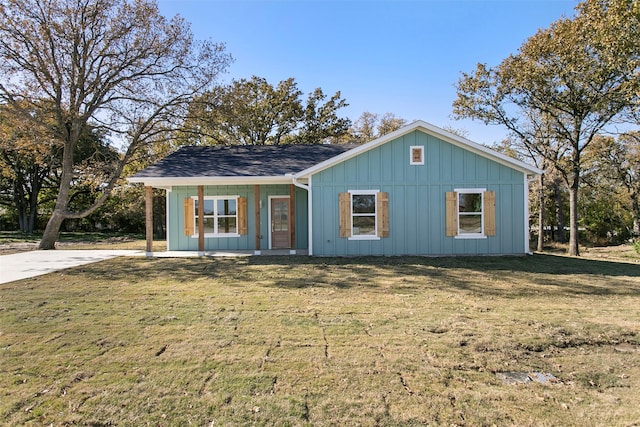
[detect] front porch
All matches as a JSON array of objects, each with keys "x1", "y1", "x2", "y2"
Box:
[
  {"x1": 144, "y1": 249, "x2": 310, "y2": 258},
  {"x1": 142, "y1": 183, "x2": 310, "y2": 256}
]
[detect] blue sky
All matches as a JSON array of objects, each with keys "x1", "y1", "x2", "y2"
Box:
[{"x1": 157, "y1": 0, "x2": 578, "y2": 145}]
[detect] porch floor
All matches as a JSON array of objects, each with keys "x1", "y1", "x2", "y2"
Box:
[{"x1": 145, "y1": 249, "x2": 309, "y2": 258}]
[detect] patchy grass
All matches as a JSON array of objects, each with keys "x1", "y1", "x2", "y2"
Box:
[{"x1": 0, "y1": 254, "x2": 639, "y2": 426}]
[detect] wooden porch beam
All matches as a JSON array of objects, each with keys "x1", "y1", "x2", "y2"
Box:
[
  {"x1": 289, "y1": 184, "x2": 295, "y2": 249},
  {"x1": 254, "y1": 185, "x2": 261, "y2": 251},
  {"x1": 197, "y1": 185, "x2": 204, "y2": 254},
  {"x1": 145, "y1": 186, "x2": 153, "y2": 255}
]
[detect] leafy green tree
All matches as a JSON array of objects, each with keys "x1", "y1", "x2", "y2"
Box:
[
  {"x1": 377, "y1": 113, "x2": 407, "y2": 137},
  {"x1": 184, "y1": 76, "x2": 350, "y2": 146},
  {"x1": 297, "y1": 88, "x2": 351, "y2": 144},
  {"x1": 0, "y1": 102, "x2": 58, "y2": 233},
  {"x1": 1, "y1": 102, "x2": 122, "y2": 233},
  {"x1": 453, "y1": 0, "x2": 640, "y2": 256},
  {"x1": 0, "y1": 0, "x2": 231, "y2": 249},
  {"x1": 584, "y1": 133, "x2": 640, "y2": 237},
  {"x1": 351, "y1": 112, "x2": 379, "y2": 144},
  {"x1": 350, "y1": 112, "x2": 407, "y2": 143}
]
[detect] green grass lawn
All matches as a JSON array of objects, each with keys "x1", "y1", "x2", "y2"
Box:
[{"x1": 1, "y1": 254, "x2": 639, "y2": 426}]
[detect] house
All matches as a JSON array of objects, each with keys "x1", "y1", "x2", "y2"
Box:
[{"x1": 128, "y1": 120, "x2": 542, "y2": 256}]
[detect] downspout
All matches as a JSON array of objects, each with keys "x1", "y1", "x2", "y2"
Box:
[{"x1": 287, "y1": 174, "x2": 312, "y2": 256}]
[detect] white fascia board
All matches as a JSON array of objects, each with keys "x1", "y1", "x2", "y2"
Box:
[
  {"x1": 294, "y1": 120, "x2": 543, "y2": 179},
  {"x1": 421, "y1": 122, "x2": 544, "y2": 176},
  {"x1": 126, "y1": 175, "x2": 293, "y2": 188}
]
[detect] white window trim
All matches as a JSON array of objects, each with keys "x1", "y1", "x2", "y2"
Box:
[
  {"x1": 454, "y1": 188, "x2": 487, "y2": 239},
  {"x1": 191, "y1": 195, "x2": 241, "y2": 238},
  {"x1": 348, "y1": 189, "x2": 380, "y2": 241},
  {"x1": 409, "y1": 146, "x2": 424, "y2": 165}
]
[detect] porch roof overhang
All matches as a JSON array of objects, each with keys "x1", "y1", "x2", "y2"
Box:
[{"x1": 127, "y1": 174, "x2": 301, "y2": 190}]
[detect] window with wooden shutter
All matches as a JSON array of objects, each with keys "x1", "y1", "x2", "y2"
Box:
[
  {"x1": 483, "y1": 191, "x2": 496, "y2": 236},
  {"x1": 238, "y1": 196, "x2": 248, "y2": 235},
  {"x1": 184, "y1": 197, "x2": 195, "y2": 236},
  {"x1": 377, "y1": 192, "x2": 389, "y2": 237},
  {"x1": 445, "y1": 192, "x2": 458, "y2": 236},
  {"x1": 340, "y1": 191, "x2": 388, "y2": 240},
  {"x1": 339, "y1": 192, "x2": 351, "y2": 238},
  {"x1": 447, "y1": 189, "x2": 496, "y2": 238},
  {"x1": 188, "y1": 195, "x2": 243, "y2": 237}
]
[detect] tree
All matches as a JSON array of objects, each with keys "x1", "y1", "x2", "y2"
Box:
[
  {"x1": 0, "y1": 0, "x2": 231, "y2": 249},
  {"x1": 183, "y1": 76, "x2": 351, "y2": 146},
  {"x1": 297, "y1": 88, "x2": 351, "y2": 144},
  {"x1": 0, "y1": 102, "x2": 59, "y2": 233},
  {"x1": 453, "y1": 0, "x2": 640, "y2": 256},
  {"x1": 1, "y1": 103, "x2": 119, "y2": 233},
  {"x1": 351, "y1": 112, "x2": 378, "y2": 143},
  {"x1": 377, "y1": 113, "x2": 407, "y2": 137},
  {"x1": 584, "y1": 132, "x2": 640, "y2": 237},
  {"x1": 350, "y1": 112, "x2": 407, "y2": 143}
]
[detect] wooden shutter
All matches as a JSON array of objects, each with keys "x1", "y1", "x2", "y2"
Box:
[
  {"x1": 484, "y1": 191, "x2": 496, "y2": 236},
  {"x1": 377, "y1": 192, "x2": 389, "y2": 237},
  {"x1": 238, "y1": 197, "x2": 248, "y2": 235},
  {"x1": 184, "y1": 197, "x2": 194, "y2": 236},
  {"x1": 339, "y1": 192, "x2": 351, "y2": 238},
  {"x1": 445, "y1": 192, "x2": 458, "y2": 237}
]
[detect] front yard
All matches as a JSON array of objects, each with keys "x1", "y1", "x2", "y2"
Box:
[{"x1": 1, "y1": 254, "x2": 639, "y2": 425}]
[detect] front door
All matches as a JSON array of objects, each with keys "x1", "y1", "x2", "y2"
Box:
[{"x1": 271, "y1": 198, "x2": 291, "y2": 249}]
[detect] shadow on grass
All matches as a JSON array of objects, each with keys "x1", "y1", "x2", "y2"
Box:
[
  {"x1": 240, "y1": 253, "x2": 639, "y2": 296},
  {"x1": 58, "y1": 253, "x2": 639, "y2": 298}
]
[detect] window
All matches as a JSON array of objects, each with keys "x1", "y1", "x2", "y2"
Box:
[
  {"x1": 446, "y1": 189, "x2": 496, "y2": 238},
  {"x1": 339, "y1": 191, "x2": 389, "y2": 240},
  {"x1": 410, "y1": 146, "x2": 424, "y2": 165},
  {"x1": 458, "y1": 191, "x2": 483, "y2": 234},
  {"x1": 194, "y1": 196, "x2": 238, "y2": 237},
  {"x1": 352, "y1": 192, "x2": 377, "y2": 237}
]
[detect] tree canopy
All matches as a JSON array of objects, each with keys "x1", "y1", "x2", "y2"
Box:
[
  {"x1": 350, "y1": 112, "x2": 407, "y2": 143},
  {"x1": 453, "y1": 0, "x2": 640, "y2": 255},
  {"x1": 183, "y1": 76, "x2": 351, "y2": 146},
  {"x1": 0, "y1": 0, "x2": 231, "y2": 248}
]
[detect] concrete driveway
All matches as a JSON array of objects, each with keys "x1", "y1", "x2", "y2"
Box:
[{"x1": 0, "y1": 250, "x2": 143, "y2": 284}]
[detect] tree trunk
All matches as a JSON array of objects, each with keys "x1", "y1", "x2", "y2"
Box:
[
  {"x1": 39, "y1": 122, "x2": 78, "y2": 249},
  {"x1": 537, "y1": 173, "x2": 544, "y2": 252},
  {"x1": 631, "y1": 191, "x2": 640, "y2": 237},
  {"x1": 39, "y1": 210, "x2": 65, "y2": 249},
  {"x1": 568, "y1": 185, "x2": 580, "y2": 256},
  {"x1": 553, "y1": 182, "x2": 566, "y2": 243}
]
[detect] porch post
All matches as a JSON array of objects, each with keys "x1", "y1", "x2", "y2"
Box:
[
  {"x1": 145, "y1": 186, "x2": 153, "y2": 256},
  {"x1": 197, "y1": 185, "x2": 204, "y2": 255},
  {"x1": 289, "y1": 184, "x2": 295, "y2": 250},
  {"x1": 254, "y1": 185, "x2": 261, "y2": 252}
]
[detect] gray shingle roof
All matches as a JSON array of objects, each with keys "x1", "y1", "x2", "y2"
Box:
[{"x1": 131, "y1": 144, "x2": 355, "y2": 179}]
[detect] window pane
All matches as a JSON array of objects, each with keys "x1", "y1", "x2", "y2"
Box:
[
  {"x1": 353, "y1": 216, "x2": 375, "y2": 235},
  {"x1": 217, "y1": 199, "x2": 236, "y2": 215},
  {"x1": 203, "y1": 218, "x2": 215, "y2": 234},
  {"x1": 195, "y1": 200, "x2": 214, "y2": 216},
  {"x1": 459, "y1": 193, "x2": 482, "y2": 213},
  {"x1": 459, "y1": 214, "x2": 482, "y2": 234},
  {"x1": 217, "y1": 217, "x2": 237, "y2": 234},
  {"x1": 352, "y1": 194, "x2": 375, "y2": 214}
]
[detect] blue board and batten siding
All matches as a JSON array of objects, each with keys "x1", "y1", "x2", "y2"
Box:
[
  {"x1": 166, "y1": 185, "x2": 308, "y2": 251},
  {"x1": 310, "y1": 130, "x2": 527, "y2": 256}
]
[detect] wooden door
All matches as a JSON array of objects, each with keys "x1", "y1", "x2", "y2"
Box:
[{"x1": 271, "y1": 198, "x2": 290, "y2": 249}]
